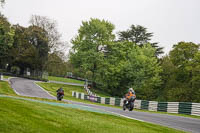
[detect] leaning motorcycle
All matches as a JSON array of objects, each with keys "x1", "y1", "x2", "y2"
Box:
[
  {"x1": 123, "y1": 97, "x2": 135, "y2": 111},
  {"x1": 57, "y1": 92, "x2": 64, "y2": 101}
]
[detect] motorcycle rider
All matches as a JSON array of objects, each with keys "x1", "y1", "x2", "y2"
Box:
[
  {"x1": 124, "y1": 88, "x2": 136, "y2": 104},
  {"x1": 56, "y1": 87, "x2": 64, "y2": 100}
]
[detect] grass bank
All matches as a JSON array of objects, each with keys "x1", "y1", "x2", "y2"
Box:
[
  {"x1": 0, "y1": 97, "x2": 184, "y2": 133},
  {"x1": 48, "y1": 76, "x2": 85, "y2": 85},
  {"x1": 0, "y1": 80, "x2": 16, "y2": 95}
]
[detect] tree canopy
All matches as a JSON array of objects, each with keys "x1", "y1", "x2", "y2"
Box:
[
  {"x1": 160, "y1": 42, "x2": 200, "y2": 102},
  {"x1": 0, "y1": 14, "x2": 14, "y2": 67},
  {"x1": 70, "y1": 18, "x2": 162, "y2": 98},
  {"x1": 118, "y1": 25, "x2": 164, "y2": 56}
]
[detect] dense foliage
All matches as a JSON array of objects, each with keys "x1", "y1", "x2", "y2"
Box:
[
  {"x1": 70, "y1": 18, "x2": 162, "y2": 98},
  {"x1": 160, "y1": 42, "x2": 200, "y2": 102},
  {"x1": 0, "y1": 13, "x2": 68, "y2": 78},
  {"x1": 0, "y1": 14, "x2": 14, "y2": 68}
]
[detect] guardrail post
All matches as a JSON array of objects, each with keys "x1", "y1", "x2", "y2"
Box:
[{"x1": 0, "y1": 73, "x2": 3, "y2": 81}]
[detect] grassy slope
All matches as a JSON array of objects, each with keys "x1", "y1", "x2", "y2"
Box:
[
  {"x1": 48, "y1": 76, "x2": 111, "y2": 97},
  {"x1": 0, "y1": 97, "x2": 184, "y2": 133},
  {"x1": 48, "y1": 76, "x2": 85, "y2": 85},
  {"x1": 2, "y1": 75, "x2": 12, "y2": 79},
  {"x1": 90, "y1": 88, "x2": 111, "y2": 97},
  {"x1": 36, "y1": 82, "x2": 114, "y2": 106},
  {"x1": 0, "y1": 80, "x2": 16, "y2": 95},
  {"x1": 37, "y1": 82, "x2": 85, "y2": 99}
]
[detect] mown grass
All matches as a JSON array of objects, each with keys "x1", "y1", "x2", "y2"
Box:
[
  {"x1": 48, "y1": 76, "x2": 85, "y2": 85},
  {"x1": 0, "y1": 97, "x2": 185, "y2": 133},
  {"x1": 36, "y1": 82, "x2": 111, "y2": 100},
  {"x1": 37, "y1": 82, "x2": 85, "y2": 99},
  {"x1": 0, "y1": 80, "x2": 16, "y2": 95},
  {"x1": 36, "y1": 82, "x2": 115, "y2": 106},
  {"x1": 90, "y1": 88, "x2": 111, "y2": 97},
  {"x1": 3, "y1": 75, "x2": 12, "y2": 79}
]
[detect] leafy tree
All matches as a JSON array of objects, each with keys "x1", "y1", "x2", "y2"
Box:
[
  {"x1": 10, "y1": 25, "x2": 49, "y2": 74},
  {"x1": 125, "y1": 44, "x2": 162, "y2": 99},
  {"x1": 29, "y1": 15, "x2": 64, "y2": 53},
  {"x1": 160, "y1": 42, "x2": 200, "y2": 102},
  {"x1": 118, "y1": 25, "x2": 163, "y2": 56},
  {"x1": 0, "y1": 14, "x2": 14, "y2": 68},
  {"x1": 118, "y1": 25, "x2": 152, "y2": 45},
  {"x1": 70, "y1": 18, "x2": 115, "y2": 87},
  {"x1": 47, "y1": 52, "x2": 72, "y2": 76},
  {"x1": 170, "y1": 42, "x2": 199, "y2": 67},
  {"x1": 9, "y1": 24, "x2": 29, "y2": 73},
  {"x1": 191, "y1": 52, "x2": 200, "y2": 102},
  {"x1": 98, "y1": 42, "x2": 162, "y2": 99},
  {"x1": 25, "y1": 25, "x2": 49, "y2": 71}
]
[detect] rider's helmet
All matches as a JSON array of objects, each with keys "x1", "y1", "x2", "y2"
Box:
[{"x1": 129, "y1": 88, "x2": 135, "y2": 94}]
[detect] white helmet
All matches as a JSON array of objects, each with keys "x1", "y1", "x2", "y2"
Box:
[
  {"x1": 129, "y1": 88, "x2": 133, "y2": 92},
  {"x1": 129, "y1": 88, "x2": 135, "y2": 94}
]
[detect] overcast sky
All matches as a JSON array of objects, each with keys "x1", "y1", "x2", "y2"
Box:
[{"x1": 1, "y1": 0, "x2": 200, "y2": 54}]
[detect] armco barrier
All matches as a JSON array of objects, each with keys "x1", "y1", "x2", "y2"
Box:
[{"x1": 72, "y1": 91, "x2": 200, "y2": 116}]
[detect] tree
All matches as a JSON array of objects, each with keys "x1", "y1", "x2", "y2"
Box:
[
  {"x1": 160, "y1": 42, "x2": 200, "y2": 102},
  {"x1": 97, "y1": 42, "x2": 162, "y2": 99},
  {"x1": 191, "y1": 52, "x2": 200, "y2": 102},
  {"x1": 47, "y1": 52, "x2": 72, "y2": 76},
  {"x1": 9, "y1": 24, "x2": 28, "y2": 73},
  {"x1": 29, "y1": 15, "x2": 63, "y2": 53},
  {"x1": 170, "y1": 42, "x2": 199, "y2": 67},
  {"x1": 125, "y1": 44, "x2": 162, "y2": 99},
  {"x1": 118, "y1": 25, "x2": 164, "y2": 56},
  {"x1": 118, "y1": 25, "x2": 152, "y2": 45},
  {"x1": 0, "y1": 14, "x2": 14, "y2": 68},
  {"x1": 10, "y1": 25, "x2": 49, "y2": 74},
  {"x1": 25, "y1": 25, "x2": 49, "y2": 71},
  {"x1": 70, "y1": 18, "x2": 115, "y2": 87}
]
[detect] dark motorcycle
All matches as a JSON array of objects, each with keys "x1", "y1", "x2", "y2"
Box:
[
  {"x1": 57, "y1": 91, "x2": 64, "y2": 101},
  {"x1": 123, "y1": 98, "x2": 135, "y2": 111}
]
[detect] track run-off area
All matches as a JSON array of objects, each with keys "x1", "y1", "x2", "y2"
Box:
[{"x1": 7, "y1": 78, "x2": 200, "y2": 133}]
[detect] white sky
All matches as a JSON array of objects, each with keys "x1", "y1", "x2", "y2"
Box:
[{"x1": 1, "y1": 0, "x2": 200, "y2": 55}]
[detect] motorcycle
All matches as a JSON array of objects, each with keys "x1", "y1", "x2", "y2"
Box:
[
  {"x1": 123, "y1": 97, "x2": 135, "y2": 111},
  {"x1": 57, "y1": 91, "x2": 64, "y2": 101}
]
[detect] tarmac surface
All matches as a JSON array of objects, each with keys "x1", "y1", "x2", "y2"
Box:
[{"x1": 9, "y1": 77, "x2": 200, "y2": 133}]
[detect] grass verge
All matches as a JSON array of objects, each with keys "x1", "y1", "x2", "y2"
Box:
[
  {"x1": 1, "y1": 75, "x2": 12, "y2": 80},
  {"x1": 48, "y1": 76, "x2": 85, "y2": 85},
  {"x1": 0, "y1": 80, "x2": 16, "y2": 95},
  {"x1": 0, "y1": 97, "x2": 184, "y2": 133}
]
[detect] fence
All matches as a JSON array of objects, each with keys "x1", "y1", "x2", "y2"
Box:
[{"x1": 72, "y1": 91, "x2": 200, "y2": 116}]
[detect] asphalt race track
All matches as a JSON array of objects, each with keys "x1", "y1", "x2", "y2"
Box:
[{"x1": 9, "y1": 78, "x2": 200, "y2": 133}]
